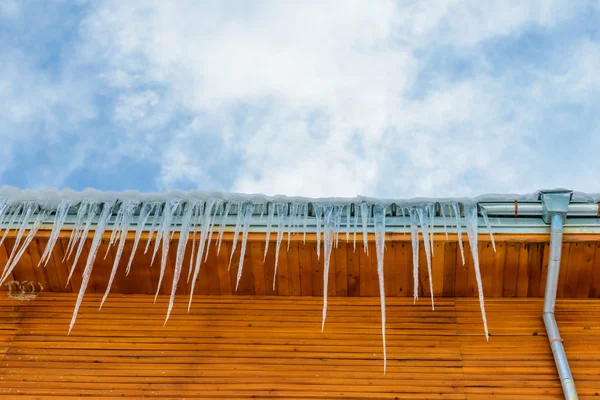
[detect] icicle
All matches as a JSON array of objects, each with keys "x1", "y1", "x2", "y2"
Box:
[
  {"x1": 263, "y1": 204, "x2": 275, "y2": 262},
  {"x1": 345, "y1": 204, "x2": 351, "y2": 243},
  {"x1": 64, "y1": 201, "x2": 89, "y2": 261},
  {"x1": 0, "y1": 209, "x2": 50, "y2": 284},
  {"x1": 410, "y1": 209, "x2": 420, "y2": 303},
  {"x1": 235, "y1": 203, "x2": 254, "y2": 291},
  {"x1": 164, "y1": 201, "x2": 200, "y2": 323},
  {"x1": 0, "y1": 203, "x2": 24, "y2": 248},
  {"x1": 188, "y1": 200, "x2": 219, "y2": 311},
  {"x1": 428, "y1": 204, "x2": 435, "y2": 257},
  {"x1": 417, "y1": 206, "x2": 435, "y2": 310},
  {"x1": 480, "y1": 207, "x2": 496, "y2": 253},
  {"x1": 125, "y1": 202, "x2": 155, "y2": 276},
  {"x1": 144, "y1": 203, "x2": 162, "y2": 254},
  {"x1": 360, "y1": 203, "x2": 370, "y2": 254},
  {"x1": 188, "y1": 203, "x2": 203, "y2": 282},
  {"x1": 373, "y1": 204, "x2": 387, "y2": 373},
  {"x1": 67, "y1": 203, "x2": 99, "y2": 285},
  {"x1": 321, "y1": 205, "x2": 338, "y2": 331},
  {"x1": 101, "y1": 200, "x2": 138, "y2": 308},
  {"x1": 154, "y1": 200, "x2": 181, "y2": 302},
  {"x1": 315, "y1": 205, "x2": 323, "y2": 260},
  {"x1": 203, "y1": 200, "x2": 223, "y2": 262},
  {"x1": 69, "y1": 201, "x2": 114, "y2": 334},
  {"x1": 302, "y1": 204, "x2": 309, "y2": 244},
  {"x1": 441, "y1": 204, "x2": 449, "y2": 241},
  {"x1": 334, "y1": 206, "x2": 343, "y2": 248},
  {"x1": 216, "y1": 202, "x2": 231, "y2": 255},
  {"x1": 5, "y1": 203, "x2": 36, "y2": 269},
  {"x1": 464, "y1": 203, "x2": 489, "y2": 340},
  {"x1": 452, "y1": 203, "x2": 466, "y2": 265},
  {"x1": 39, "y1": 200, "x2": 71, "y2": 268},
  {"x1": 287, "y1": 203, "x2": 299, "y2": 251},
  {"x1": 104, "y1": 204, "x2": 124, "y2": 259},
  {"x1": 272, "y1": 203, "x2": 287, "y2": 290},
  {"x1": 228, "y1": 201, "x2": 245, "y2": 270}
]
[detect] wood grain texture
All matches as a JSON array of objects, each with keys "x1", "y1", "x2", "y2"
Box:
[
  {"x1": 0, "y1": 294, "x2": 598, "y2": 399},
  {"x1": 2, "y1": 235, "x2": 600, "y2": 298}
]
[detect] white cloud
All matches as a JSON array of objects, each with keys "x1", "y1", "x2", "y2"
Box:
[{"x1": 3, "y1": 0, "x2": 600, "y2": 196}]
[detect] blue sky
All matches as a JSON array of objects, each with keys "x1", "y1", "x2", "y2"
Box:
[{"x1": 1, "y1": 0, "x2": 600, "y2": 198}]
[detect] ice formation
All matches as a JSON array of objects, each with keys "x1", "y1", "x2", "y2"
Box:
[{"x1": 0, "y1": 187, "x2": 501, "y2": 371}]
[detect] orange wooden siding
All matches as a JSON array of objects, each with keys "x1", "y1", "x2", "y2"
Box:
[
  {"x1": 0, "y1": 294, "x2": 598, "y2": 399},
  {"x1": 3, "y1": 234, "x2": 600, "y2": 298}
]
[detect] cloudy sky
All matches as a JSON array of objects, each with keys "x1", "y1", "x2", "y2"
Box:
[{"x1": 1, "y1": 0, "x2": 600, "y2": 198}]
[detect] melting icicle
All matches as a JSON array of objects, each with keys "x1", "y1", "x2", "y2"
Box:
[
  {"x1": 125, "y1": 202, "x2": 155, "y2": 276},
  {"x1": 235, "y1": 203, "x2": 254, "y2": 291},
  {"x1": 410, "y1": 209, "x2": 420, "y2": 303},
  {"x1": 464, "y1": 203, "x2": 489, "y2": 340},
  {"x1": 287, "y1": 203, "x2": 299, "y2": 251},
  {"x1": 64, "y1": 201, "x2": 89, "y2": 262},
  {"x1": 272, "y1": 203, "x2": 287, "y2": 290},
  {"x1": 360, "y1": 203, "x2": 370, "y2": 254},
  {"x1": 263, "y1": 204, "x2": 275, "y2": 262},
  {"x1": 67, "y1": 203, "x2": 99, "y2": 285},
  {"x1": 101, "y1": 200, "x2": 138, "y2": 308},
  {"x1": 302, "y1": 204, "x2": 309, "y2": 244},
  {"x1": 216, "y1": 202, "x2": 231, "y2": 255},
  {"x1": 0, "y1": 209, "x2": 50, "y2": 284},
  {"x1": 441, "y1": 204, "x2": 449, "y2": 241},
  {"x1": 353, "y1": 203, "x2": 359, "y2": 251},
  {"x1": 320, "y1": 205, "x2": 341, "y2": 332},
  {"x1": 39, "y1": 200, "x2": 71, "y2": 268},
  {"x1": 373, "y1": 204, "x2": 387, "y2": 373},
  {"x1": 417, "y1": 206, "x2": 435, "y2": 310},
  {"x1": 164, "y1": 201, "x2": 200, "y2": 323},
  {"x1": 154, "y1": 200, "x2": 181, "y2": 302},
  {"x1": 144, "y1": 204, "x2": 162, "y2": 254},
  {"x1": 203, "y1": 200, "x2": 223, "y2": 262},
  {"x1": 315, "y1": 205, "x2": 323, "y2": 260},
  {"x1": 452, "y1": 203, "x2": 466, "y2": 266},
  {"x1": 0, "y1": 203, "x2": 24, "y2": 248},
  {"x1": 5, "y1": 202, "x2": 36, "y2": 269},
  {"x1": 188, "y1": 203, "x2": 204, "y2": 282},
  {"x1": 345, "y1": 204, "x2": 351, "y2": 243},
  {"x1": 480, "y1": 207, "x2": 496, "y2": 253},
  {"x1": 428, "y1": 204, "x2": 435, "y2": 257},
  {"x1": 69, "y1": 201, "x2": 114, "y2": 334},
  {"x1": 104, "y1": 204, "x2": 124, "y2": 259},
  {"x1": 188, "y1": 200, "x2": 219, "y2": 311},
  {"x1": 228, "y1": 201, "x2": 245, "y2": 270}
]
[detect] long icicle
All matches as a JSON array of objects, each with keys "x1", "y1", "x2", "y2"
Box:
[
  {"x1": 216, "y1": 202, "x2": 231, "y2": 256},
  {"x1": 0, "y1": 209, "x2": 49, "y2": 284},
  {"x1": 228, "y1": 201, "x2": 244, "y2": 270},
  {"x1": 321, "y1": 205, "x2": 336, "y2": 331},
  {"x1": 188, "y1": 200, "x2": 218, "y2": 311},
  {"x1": 39, "y1": 200, "x2": 71, "y2": 268},
  {"x1": 417, "y1": 206, "x2": 435, "y2": 310},
  {"x1": 235, "y1": 203, "x2": 254, "y2": 291},
  {"x1": 464, "y1": 203, "x2": 489, "y2": 340},
  {"x1": 67, "y1": 203, "x2": 98, "y2": 285},
  {"x1": 69, "y1": 201, "x2": 114, "y2": 334},
  {"x1": 452, "y1": 203, "x2": 466, "y2": 265},
  {"x1": 165, "y1": 201, "x2": 200, "y2": 324},
  {"x1": 373, "y1": 204, "x2": 387, "y2": 373},
  {"x1": 272, "y1": 203, "x2": 287, "y2": 290},
  {"x1": 154, "y1": 200, "x2": 181, "y2": 302},
  {"x1": 126, "y1": 202, "x2": 155, "y2": 276},
  {"x1": 101, "y1": 200, "x2": 138, "y2": 308},
  {"x1": 360, "y1": 202, "x2": 370, "y2": 254},
  {"x1": 480, "y1": 207, "x2": 496, "y2": 252},
  {"x1": 263, "y1": 204, "x2": 275, "y2": 262},
  {"x1": 64, "y1": 201, "x2": 89, "y2": 262}
]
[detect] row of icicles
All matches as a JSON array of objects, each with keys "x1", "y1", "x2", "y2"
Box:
[{"x1": 0, "y1": 197, "x2": 495, "y2": 372}]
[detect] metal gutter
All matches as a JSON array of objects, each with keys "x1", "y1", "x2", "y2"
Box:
[{"x1": 541, "y1": 191, "x2": 578, "y2": 400}]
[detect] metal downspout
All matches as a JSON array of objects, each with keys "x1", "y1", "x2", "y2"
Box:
[{"x1": 542, "y1": 193, "x2": 578, "y2": 400}]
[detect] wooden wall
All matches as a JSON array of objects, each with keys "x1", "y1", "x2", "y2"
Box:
[{"x1": 2, "y1": 232, "x2": 600, "y2": 298}]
